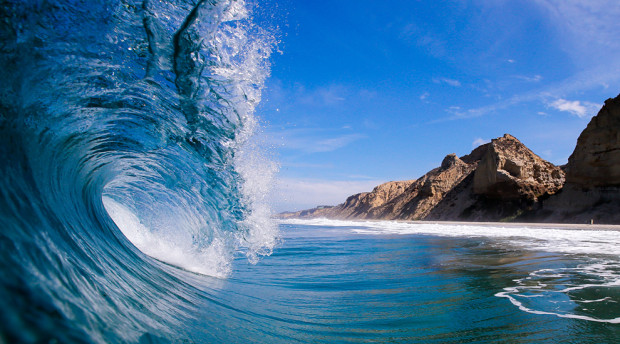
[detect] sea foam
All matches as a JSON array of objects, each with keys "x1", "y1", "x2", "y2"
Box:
[{"x1": 280, "y1": 218, "x2": 620, "y2": 257}]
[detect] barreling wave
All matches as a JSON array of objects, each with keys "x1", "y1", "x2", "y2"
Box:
[{"x1": 0, "y1": 0, "x2": 277, "y2": 342}]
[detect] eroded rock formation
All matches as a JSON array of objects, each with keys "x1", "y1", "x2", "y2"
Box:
[
  {"x1": 565, "y1": 96, "x2": 620, "y2": 187},
  {"x1": 539, "y1": 94, "x2": 620, "y2": 223},
  {"x1": 281, "y1": 134, "x2": 566, "y2": 222},
  {"x1": 473, "y1": 134, "x2": 564, "y2": 201},
  {"x1": 280, "y1": 94, "x2": 620, "y2": 224}
]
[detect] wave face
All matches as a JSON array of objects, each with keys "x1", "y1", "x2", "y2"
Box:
[{"x1": 0, "y1": 0, "x2": 277, "y2": 342}]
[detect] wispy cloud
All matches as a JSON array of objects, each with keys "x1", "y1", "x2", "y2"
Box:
[
  {"x1": 431, "y1": 71, "x2": 611, "y2": 122},
  {"x1": 548, "y1": 98, "x2": 601, "y2": 118},
  {"x1": 540, "y1": 149, "x2": 553, "y2": 159},
  {"x1": 313, "y1": 134, "x2": 366, "y2": 153},
  {"x1": 532, "y1": 0, "x2": 620, "y2": 54},
  {"x1": 434, "y1": 105, "x2": 494, "y2": 122},
  {"x1": 472, "y1": 137, "x2": 490, "y2": 148},
  {"x1": 531, "y1": 1, "x2": 620, "y2": 88},
  {"x1": 266, "y1": 128, "x2": 366, "y2": 153},
  {"x1": 513, "y1": 74, "x2": 543, "y2": 82},
  {"x1": 266, "y1": 81, "x2": 383, "y2": 111},
  {"x1": 296, "y1": 84, "x2": 348, "y2": 106},
  {"x1": 429, "y1": 1, "x2": 620, "y2": 123},
  {"x1": 420, "y1": 92, "x2": 430, "y2": 101},
  {"x1": 279, "y1": 162, "x2": 334, "y2": 169},
  {"x1": 433, "y1": 77, "x2": 462, "y2": 87}
]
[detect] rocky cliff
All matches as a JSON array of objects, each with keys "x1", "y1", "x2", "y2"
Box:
[
  {"x1": 536, "y1": 94, "x2": 620, "y2": 223},
  {"x1": 281, "y1": 94, "x2": 620, "y2": 224},
  {"x1": 281, "y1": 134, "x2": 566, "y2": 222}
]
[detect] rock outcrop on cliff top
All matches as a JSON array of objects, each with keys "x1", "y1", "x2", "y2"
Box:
[
  {"x1": 280, "y1": 134, "x2": 566, "y2": 222},
  {"x1": 473, "y1": 134, "x2": 564, "y2": 200}
]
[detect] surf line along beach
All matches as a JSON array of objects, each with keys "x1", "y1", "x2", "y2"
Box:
[{"x1": 270, "y1": 217, "x2": 620, "y2": 339}]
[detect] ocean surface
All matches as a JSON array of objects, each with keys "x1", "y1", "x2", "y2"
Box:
[{"x1": 1, "y1": 0, "x2": 620, "y2": 343}]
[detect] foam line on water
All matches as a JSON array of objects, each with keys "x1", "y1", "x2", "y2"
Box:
[
  {"x1": 495, "y1": 261, "x2": 620, "y2": 324},
  {"x1": 280, "y1": 218, "x2": 620, "y2": 256},
  {"x1": 495, "y1": 289, "x2": 620, "y2": 323},
  {"x1": 282, "y1": 218, "x2": 620, "y2": 324}
]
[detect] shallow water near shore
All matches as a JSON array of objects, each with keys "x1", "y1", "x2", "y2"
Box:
[{"x1": 218, "y1": 220, "x2": 620, "y2": 343}]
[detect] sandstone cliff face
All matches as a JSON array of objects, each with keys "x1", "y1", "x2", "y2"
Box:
[
  {"x1": 281, "y1": 95, "x2": 620, "y2": 224},
  {"x1": 373, "y1": 153, "x2": 477, "y2": 220},
  {"x1": 565, "y1": 96, "x2": 620, "y2": 187},
  {"x1": 539, "y1": 94, "x2": 620, "y2": 223},
  {"x1": 338, "y1": 180, "x2": 415, "y2": 218},
  {"x1": 283, "y1": 134, "x2": 565, "y2": 222},
  {"x1": 473, "y1": 134, "x2": 564, "y2": 201}
]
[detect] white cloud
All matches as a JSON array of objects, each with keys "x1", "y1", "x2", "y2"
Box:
[
  {"x1": 313, "y1": 134, "x2": 366, "y2": 153},
  {"x1": 433, "y1": 77, "x2": 462, "y2": 87},
  {"x1": 420, "y1": 92, "x2": 430, "y2": 101},
  {"x1": 430, "y1": 83, "x2": 608, "y2": 123},
  {"x1": 362, "y1": 118, "x2": 378, "y2": 129},
  {"x1": 549, "y1": 98, "x2": 601, "y2": 118},
  {"x1": 472, "y1": 137, "x2": 490, "y2": 148},
  {"x1": 532, "y1": 0, "x2": 620, "y2": 54},
  {"x1": 530, "y1": 0, "x2": 620, "y2": 90},
  {"x1": 296, "y1": 84, "x2": 348, "y2": 106},
  {"x1": 270, "y1": 178, "x2": 385, "y2": 212},
  {"x1": 417, "y1": 1, "x2": 619, "y2": 124},
  {"x1": 514, "y1": 75, "x2": 543, "y2": 82},
  {"x1": 265, "y1": 129, "x2": 366, "y2": 153}
]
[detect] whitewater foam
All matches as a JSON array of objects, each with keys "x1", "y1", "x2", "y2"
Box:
[
  {"x1": 283, "y1": 218, "x2": 620, "y2": 324},
  {"x1": 94, "y1": 0, "x2": 280, "y2": 278},
  {"x1": 496, "y1": 261, "x2": 620, "y2": 323},
  {"x1": 280, "y1": 218, "x2": 620, "y2": 257},
  {"x1": 103, "y1": 196, "x2": 232, "y2": 277}
]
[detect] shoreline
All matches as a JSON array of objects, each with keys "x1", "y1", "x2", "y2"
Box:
[
  {"x1": 404, "y1": 220, "x2": 620, "y2": 231},
  {"x1": 277, "y1": 217, "x2": 620, "y2": 231}
]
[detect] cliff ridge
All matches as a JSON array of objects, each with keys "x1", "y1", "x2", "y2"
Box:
[{"x1": 280, "y1": 94, "x2": 620, "y2": 224}]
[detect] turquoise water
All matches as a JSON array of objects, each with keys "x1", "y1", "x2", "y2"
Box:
[
  {"x1": 2, "y1": 1, "x2": 620, "y2": 342},
  {"x1": 217, "y1": 221, "x2": 620, "y2": 343}
]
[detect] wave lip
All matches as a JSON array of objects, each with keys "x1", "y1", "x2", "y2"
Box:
[{"x1": 87, "y1": 0, "x2": 280, "y2": 277}]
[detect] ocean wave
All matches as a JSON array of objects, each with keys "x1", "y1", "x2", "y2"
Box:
[{"x1": 0, "y1": 0, "x2": 277, "y2": 341}]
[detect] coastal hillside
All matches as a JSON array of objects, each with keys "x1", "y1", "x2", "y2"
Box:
[
  {"x1": 280, "y1": 133, "x2": 565, "y2": 222},
  {"x1": 535, "y1": 94, "x2": 620, "y2": 223},
  {"x1": 280, "y1": 94, "x2": 620, "y2": 224}
]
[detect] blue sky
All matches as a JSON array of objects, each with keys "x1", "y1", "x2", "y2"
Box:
[{"x1": 254, "y1": 0, "x2": 620, "y2": 212}]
